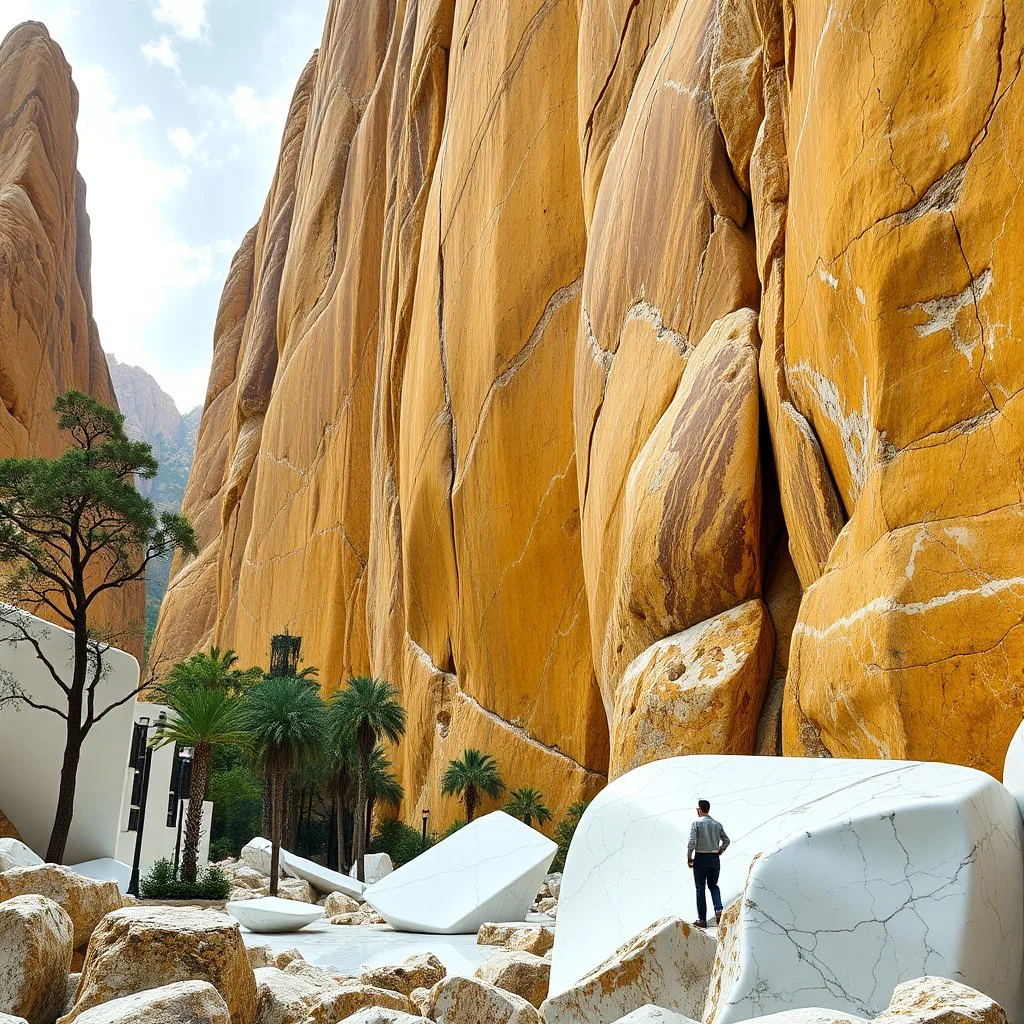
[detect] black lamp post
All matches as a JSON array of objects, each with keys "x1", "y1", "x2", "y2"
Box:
[
  {"x1": 421, "y1": 808, "x2": 430, "y2": 851},
  {"x1": 127, "y1": 712, "x2": 165, "y2": 898},
  {"x1": 172, "y1": 747, "x2": 194, "y2": 876}
]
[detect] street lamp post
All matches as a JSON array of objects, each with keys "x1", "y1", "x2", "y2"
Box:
[
  {"x1": 172, "y1": 747, "x2": 194, "y2": 876},
  {"x1": 421, "y1": 808, "x2": 430, "y2": 851},
  {"x1": 127, "y1": 713, "x2": 166, "y2": 898}
]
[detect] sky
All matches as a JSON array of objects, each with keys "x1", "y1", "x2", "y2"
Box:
[{"x1": 1, "y1": 0, "x2": 328, "y2": 412}]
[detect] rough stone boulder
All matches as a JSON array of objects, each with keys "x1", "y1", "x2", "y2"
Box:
[
  {"x1": 541, "y1": 917, "x2": 715, "y2": 1024},
  {"x1": 609, "y1": 599, "x2": 774, "y2": 777},
  {"x1": 301, "y1": 985, "x2": 417, "y2": 1024},
  {"x1": 361, "y1": 954, "x2": 445, "y2": 997},
  {"x1": 0, "y1": 866, "x2": 121, "y2": 950},
  {"x1": 61, "y1": 907, "x2": 256, "y2": 1024},
  {"x1": 322, "y1": 893, "x2": 360, "y2": 918},
  {"x1": 0, "y1": 813, "x2": 21, "y2": 842},
  {"x1": 0, "y1": 842, "x2": 42, "y2": 874},
  {"x1": 0, "y1": 894, "x2": 73, "y2": 1024},
  {"x1": 246, "y1": 946, "x2": 274, "y2": 971},
  {"x1": 342, "y1": 1010, "x2": 432, "y2": 1024},
  {"x1": 476, "y1": 952, "x2": 550, "y2": 1008},
  {"x1": 427, "y1": 976, "x2": 539, "y2": 1024},
  {"x1": 506, "y1": 928, "x2": 555, "y2": 957},
  {"x1": 874, "y1": 978, "x2": 1007, "y2": 1024},
  {"x1": 254, "y1": 965, "x2": 334, "y2": 1024},
  {"x1": 61, "y1": 980, "x2": 231, "y2": 1024}
]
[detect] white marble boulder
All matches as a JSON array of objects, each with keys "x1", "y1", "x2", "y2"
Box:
[
  {"x1": 226, "y1": 896, "x2": 323, "y2": 934},
  {"x1": 239, "y1": 838, "x2": 277, "y2": 877},
  {"x1": 350, "y1": 852, "x2": 394, "y2": 885},
  {"x1": 550, "y1": 756, "x2": 1024, "y2": 1023},
  {"x1": 1001, "y1": 718, "x2": 1024, "y2": 820},
  {"x1": 365, "y1": 811, "x2": 556, "y2": 934},
  {"x1": 0, "y1": 839, "x2": 43, "y2": 873}
]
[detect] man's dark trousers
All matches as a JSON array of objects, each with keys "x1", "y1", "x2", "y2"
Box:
[{"x1": 693, "y1": 852, "x2": 723, "y2": 922}]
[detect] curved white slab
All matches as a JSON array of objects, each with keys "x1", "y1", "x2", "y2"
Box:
[
  {"x1": 365, "y1": 811, "x2": 556, "y2": 934},
  {"x1": 240, "y1": 837, "x2": 276, "y2": 876},
  {"x1": 1002, "y1": 719, "x2": 1024, "y2": 820},
  {"x1": 551, "y1": 756, "x2": 1024, "y2": 1023},
  {"x1": 227, "y1": 895, "x2": 323, "y2": 933},
  {"x1": 284, "y1": 849, "x2": 367, "y2": 901}
]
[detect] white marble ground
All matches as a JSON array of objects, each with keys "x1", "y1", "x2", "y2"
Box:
[
  {"x1": 551, "y1": 756, "x2": 1024, "y2": 1024},
  {"x1": 240, "y1": 922, "x2": 495, "y2": 977}
]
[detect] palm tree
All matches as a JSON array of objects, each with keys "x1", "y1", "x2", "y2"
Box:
[
  {"x1": 329, "y1": 676, "x2": 406, "y2": 881},
  {"x1": 441, "y1": 749, "x2": 505, "y2": 823},
  {"x1": 242, "y1": 677, "x2": 326, "y2": 895},
  {"x1": 366, "y1": 745, "x2": 404, "y2": 841},
  {"x1": 504, "y1": 787, "x2": 552, "y2": 829},
  {"x1": 165, "y1": 646, "x2": 262, "y2": 694},
  {"x1": 151, "y1": 686, "x2": 249, "y2": 884}
]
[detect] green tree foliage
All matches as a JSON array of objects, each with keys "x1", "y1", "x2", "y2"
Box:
[
  {"x1": 207, "y1": 748, "x2": 263, "y2": 861},
  {"x1": 440, "y1": 749, "x2": 505, "y2": 823},
  {"x1": 504, "y1": 787, "x2": 552, "y2": 829},
  {"x1": 552, "y1": 800, "x2": 590, "y2": 872},
  {"x1": 150, "y1": 684, "x2": 249, "y2": 883},
  {"x1": 0, "y1": 391, "x2": 197, "y2": 862},
  {"x1": 328, "y1": 676, "x2": 406, "y2": 881},
  {"x1": 243, "y1": 676, "x2": 325, "y2": 895},
  {"x1": 165, "y1": 646, "x2": 262, "y2": 693},
  {"x1": 369, "y1": 818, "x2": 433, "y2": 867}
]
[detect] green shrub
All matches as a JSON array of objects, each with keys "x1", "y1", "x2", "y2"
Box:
[
  {"x1": 552, "y1": 800, "x2": 590, "y2": 872},
  {"x1": 440, "y1": 818, "x2": 465, "y2": 840},
  {"x1": 139, "y1": 858, "x2": 231, "y2": 901},
  {"x1": 370, "y1": 818, "x2": 432, "y2": 867}
]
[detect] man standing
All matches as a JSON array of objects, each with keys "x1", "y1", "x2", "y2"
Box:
[{"x1": 687, "y1": 798, "x2": 730, "y2": 927}]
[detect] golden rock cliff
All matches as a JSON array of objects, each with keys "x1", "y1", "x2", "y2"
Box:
[
  {"x1": 0, "y1": 22, "x2": 143, "y2": 658},
  {"x1": 153, "y1": 0, "x2": 1024, "y2": 820}
]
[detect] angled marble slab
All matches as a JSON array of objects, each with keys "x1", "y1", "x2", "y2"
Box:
[
  {"x1": 365, "y1": 811, "x2": 556, "y2": 934},
  {"x1": 285, "y1": 849, "x2": 367, "y2": 901},
  {"x1": 240, "y1": 837, "x2": 276, "y2": 876},
  {"x1": 227, "y1": 895, "x2": 324, "y2": 933},
  {"x1": 550, "y1": 756, "x2": 1024, "y2": 1023}
]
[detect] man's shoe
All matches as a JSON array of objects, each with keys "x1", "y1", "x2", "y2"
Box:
[{"x1": 692, "y1": 919, "x2": 708, "y2": 928}]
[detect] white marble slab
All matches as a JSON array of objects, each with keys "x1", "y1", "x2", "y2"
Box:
[
  {"x1": 240, "y1": 837, "x2": 276, "y2": 876},
  {"x1": 550, "y1": 756, "x2": 1024, "y2": 1023},
  {"x1": 1002, "y1": 719, "x2": 1024, "y2": 820},
  {"x1": 227, "y1": 895, "x2": 324, "y2": 933},
  {"x1": 285, "y1": 849, "x2": 367, "y2": 901},
  {"x1": 0, "y1": 838, "x2": 43, "y2": 872},
  {"x1": 350, "y1": 852, "x2": 394, "y2": 885},
  {"x1": 67, "y1": 857, "x2": 132, "y2": 893},
  {"x1": 365, "y1": 811, "x2": 556, "y2": 934}
]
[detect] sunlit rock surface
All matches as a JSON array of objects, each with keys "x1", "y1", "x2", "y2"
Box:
[
  {"x1": 151, "y1": 0, "x2": 1024, "y2": 818},
  {"x1": 0, "y1": 23, "x2": 143, "y2": 655}
]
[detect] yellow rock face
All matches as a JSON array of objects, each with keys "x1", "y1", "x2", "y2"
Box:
[
  {"x1": 780, "y1": 0, "x2": 1024, "y2": 774},
  {"x1": 151, "y1": 0, "x2": 1024, "y2": 816},
  {"x1": 0, "y1": 23, "x2": 143, "y2": 655}
]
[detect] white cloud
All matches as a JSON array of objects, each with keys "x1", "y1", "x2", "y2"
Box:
[
  {"x1": 151, "y1": 0, "x2": 209, "y2": 41},
  {"x1": 229, "y1": 84, "x2": 284, "y2": 135},
  {"x1": 74, "y1": 64, "x2": 233, "y2": 409},
  {"x1": 168, "y1": 126, "x2": 198, "y2": 158},
  {"x1": 140, "y1": 35, "x2": 179, "y2": 73},
  {"x1": 2, "y1": 0, "x2": 80, "y2": 36}
]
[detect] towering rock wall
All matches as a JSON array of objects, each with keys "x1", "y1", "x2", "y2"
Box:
[
  {"x1": 0, "y1": 22, "x2": 143, "y2": 659},
  {"x1": 153, "y1": 0, "x2": 1024, "y2": 821}
]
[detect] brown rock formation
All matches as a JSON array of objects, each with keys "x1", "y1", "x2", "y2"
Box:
[
  {"x1": 153, "y1": 0, "x2": 1024, "y2": 821},
  {"x1": 0, "y1": 22, "x2": 143, "y2": 656}
]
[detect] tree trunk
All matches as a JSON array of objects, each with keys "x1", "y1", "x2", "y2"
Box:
[
  {"x1": 353, "y1": 754, "x2": 368, "y2": 882},
  {"x1": 269, "y1": 767, "x2": 283, "y2": 897},
  {"x1": 365, "y1": 794, "x2": 376, "y2": 845},
  {"x1": 331, "y1": 795, "x2": 342, "y2": 872},
  {"x1": 466, "y1": 786, "x2": 477, "y2": 823},
  {"x1": 46, "y1": 721, "x2": 84, "y2": 863},
  {"x1": 181, "y1": 743, "x2": 209, "y2": 885}
]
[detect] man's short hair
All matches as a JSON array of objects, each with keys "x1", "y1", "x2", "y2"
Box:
[{"x1": 698, "y1": 799, "x2": 711, "y2": 813}]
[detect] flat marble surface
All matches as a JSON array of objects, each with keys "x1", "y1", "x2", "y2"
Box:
[
  {"x1": 67, "y1": 857, "x2": 131, "y2": 892},
  {"x1": 241, "y1": 921, "x2": 495, "y2": 977},
  {"x1": 551, "y1": 756, "x2": 1024, "y2": 1023},
  {"x1": 365, "y1": 811, "x2": 556, "y2": 934}
]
